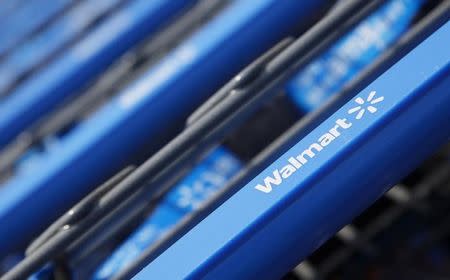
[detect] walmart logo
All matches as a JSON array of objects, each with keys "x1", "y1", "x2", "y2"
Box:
[
  {"x1": 348, "y1": 91, "x2": 384, "y2": 119},
  {"x1": 255, "y1": 90, "x2": 384, "y2": 193}
]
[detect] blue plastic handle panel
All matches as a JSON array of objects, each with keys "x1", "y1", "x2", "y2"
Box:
[
  {"x1": 0, "y1": 0, "x2": 73, "y2": 57},
  {"x1": 0, "y1": 0, "x2": 195, "y2": 149},
  {"x1": 0, "y1": 0, "x2": 328, "y2": 255},
  {"x1": 133, "y1": 21, "x2": 450, "y2": 280}
]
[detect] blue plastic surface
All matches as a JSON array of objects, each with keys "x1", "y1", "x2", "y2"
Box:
[
  {"x1": 0, "y1": 0, "x2": 124, "y2": 95},
  {"x1": 0, "y1": 0, "x2": 327, "y2": 256},
  {"x1": 0, "y1": 0, "x2": 73, "y2": 57},
  {"x1": 0, "y1": 1, "x2": 24, "y2": 24},
  {"x1": 134, "y1": 20, "x2": 450, "y2": 280}
]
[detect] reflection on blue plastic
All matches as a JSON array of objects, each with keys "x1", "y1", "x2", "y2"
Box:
[
  {"x1": 94, "y1": 147, "x2": 241, "y2": 280},
  {"x1": 0, "y1": 0, "x2": 327, "y2": 256},
  {"x1": 134, "y1": 21, "x2": 450, "y2": 280},
  {"x1": 287, "y1": 0, "x2": 422, "y2": 112}
]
